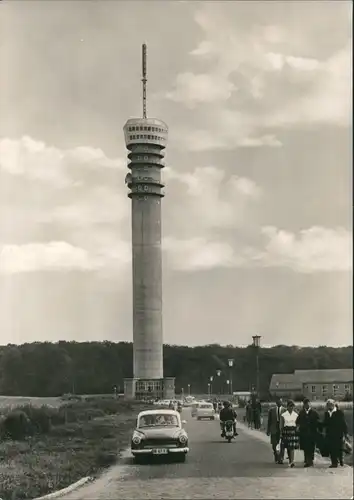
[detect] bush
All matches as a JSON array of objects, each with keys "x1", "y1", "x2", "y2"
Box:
[
  {"x1": 1, "y1": 410, "x2": 33, "y2": 440},
  {"x1": 95, "y1": 451, "x2": 117, "y2": 468},
  {"x1": 50, "y1": 422, "x2": 84, "y2": 437},
  {"x1": 22, "y1": 405, "x2": 53, "y2": 434}
]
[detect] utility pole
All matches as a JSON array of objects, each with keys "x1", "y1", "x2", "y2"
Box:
[{"x1": 252, "y1": 335, "x2": 261, "y2": 398}]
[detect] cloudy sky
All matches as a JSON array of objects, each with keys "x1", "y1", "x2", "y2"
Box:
[{"x1": 0, "y1": 1, "x2": 352, "y2": 347}]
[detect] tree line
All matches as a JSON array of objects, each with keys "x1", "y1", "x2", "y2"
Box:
[{"x1": 0, "y1": 341, "x2": 352, "y2": 397}]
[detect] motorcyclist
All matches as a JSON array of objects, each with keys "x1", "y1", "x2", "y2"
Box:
[{"x1": 219, "y1": 400, "x2": 238, "y2": 437}]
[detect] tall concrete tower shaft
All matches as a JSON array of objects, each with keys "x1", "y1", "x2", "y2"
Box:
[{"x1": 123, "y1": 117, "x2": 167, "y2": 380}]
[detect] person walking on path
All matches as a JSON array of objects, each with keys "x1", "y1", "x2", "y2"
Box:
[
  {"x1": 267, "y1": 397, "x2": 286, "y2": 464},
  {"x1": 322, "y1": 398, "x2": 348, "y2": 468},
  {"x1": 251, "y1": 398, "x2": 262, "y2": 429},
  {"x1": 280, "y1": 400, "x2": 299, "y2": 468},
  {"x1": 246, "y1": 400, "x2": 253, "y2": 428},
  {"x1": 254, "y1": 399, "x2": 262, "y2": 429},
  {"x1": 296, "y1": 397, "x2": 320, "y2": 467}
]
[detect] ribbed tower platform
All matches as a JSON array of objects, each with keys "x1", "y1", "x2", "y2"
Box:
[{"x1": 123, "y1": 45, "x2": 175, "y2": 401}]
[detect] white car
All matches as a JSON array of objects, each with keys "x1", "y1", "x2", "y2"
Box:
[
  {"x1": 131, "y1": 409, "x2": 189, "y2": 463},
  {"x1": 196, "y1": 402, "x2": 216, "y2": 420}
]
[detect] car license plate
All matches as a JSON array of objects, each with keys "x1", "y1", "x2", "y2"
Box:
[{"x1": 152, "y1": 448, "x2": 168, "y2": 455}]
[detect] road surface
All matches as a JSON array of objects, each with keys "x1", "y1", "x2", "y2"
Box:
[{"x1": 63, "y1": 410, "x2": 353, "y2": 499}]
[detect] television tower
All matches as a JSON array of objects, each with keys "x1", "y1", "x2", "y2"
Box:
[{"x1": 123, "y1": 45, "x2": 175, "y2": 400}]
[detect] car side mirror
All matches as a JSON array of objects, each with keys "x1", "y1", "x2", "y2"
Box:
[{"x1": 182, "y1": 420, "x2": 187, "y2": 424}]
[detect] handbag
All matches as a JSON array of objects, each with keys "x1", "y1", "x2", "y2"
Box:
[{"x1": 343, "y1": 437, "x2": 352, "y2": 455}]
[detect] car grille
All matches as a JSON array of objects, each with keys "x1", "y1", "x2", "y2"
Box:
[{"x1": 143, "y1": 438, "x2": 179, "y2": 448}]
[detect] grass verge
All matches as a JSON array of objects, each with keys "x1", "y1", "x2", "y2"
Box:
[{"x1": 0, "y1": 397, "x2": 149, "y2": 500}]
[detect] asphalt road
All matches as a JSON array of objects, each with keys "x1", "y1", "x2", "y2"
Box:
[{"x1": 63, "y1": 410, "x2": 353, "y2": 500}]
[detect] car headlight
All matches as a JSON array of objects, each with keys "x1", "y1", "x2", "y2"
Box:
[
  {"x1": 132, "y1": 431, "x2": 144, "y2": 445},
  {"x1": 178, "y1": 433, "x2": 187, "y2": 444},
  {"x1": 133, "y1": 435, "x2": 141, "y2": 444}
]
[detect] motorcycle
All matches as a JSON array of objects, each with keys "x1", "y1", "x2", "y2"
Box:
[{"x1": 223, "y1": 420, "x2": 235, "y2": 443}]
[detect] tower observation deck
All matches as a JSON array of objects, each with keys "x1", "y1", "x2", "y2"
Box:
[{"x1": 122, "y1": 45, "x2": 174, "y2": 401}]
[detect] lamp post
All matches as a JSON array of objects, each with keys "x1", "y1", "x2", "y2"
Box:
[
  {"x1": 228, "y1": 358, "x2": 234, "y2": 396},
  {"x1": 187, "y1": 384, "x2": 191, "y2": 396},
  {"x1": 252, "y1": 335, "x2": 261, "y2": 398},
  {"x1": 210, "y1": 376, "x2": 214, "y2": 397},
  {"x1": 181, "y1": 387, "x2": 184, "y2": 399},
  {"x1": 208, "y1": 383, "x2": 211, "y2": 397},
  {"x1": 226, "y1": 379, "x2": 230, "y2": 395},
  {"x1": 216, "y1": 370, "x2": 221, "y2": 395}
]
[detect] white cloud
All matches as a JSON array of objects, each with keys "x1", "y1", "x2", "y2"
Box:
[
  {"x1": 163, "y1": 237, "x2": 235, "y2": 271},
  {"x1": 165, "y1": 72, "x2": 236, "y2": 106},
  {"x1": 269, "y1": 42, "x2": 352, "y2": 128},
  {"x1": 164, "y1": 165, "x2": 261, "y2": 234},
  {"x1": 0, "y1": 136, "x2": 72, "y2": 187},
  {"x1": 162, "y1": 226, "x2": 352, "y2": 273},
  {"x1": 0, "y1": 242, "x2": 97, "y2": 274},
  {"x1": 237, "y1": 134, "x2": 282, "y2": 148},
  {"x1": 42, "y1": 187, "x2": 129, "y2": 226},
  {"x1": 266, "y1": 52, "x2": 320, "y2": 72},
  {"x1": 177, "y1": 117, "x2": 282, "y2": 152},
  {"x1": 0, "y1": 136, "x2": 125, "y2": 187},
  {"x1": 261, "y1": 226, "x2": 352, "y2": 273},
  {"x1": 189, "y1": 40, "x2": 216, "y2": 57}
]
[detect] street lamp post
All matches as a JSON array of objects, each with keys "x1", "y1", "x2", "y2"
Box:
[
  {"x1": 226, "y1": 379, "x2": 230, "y2": 395},
  {"x1": 187, "y1": 384, "x2": 191, "y2": 396},
  {"x1": 208, "y1": 383, "x2": 211, "y2": 397},
  {"x1": 181, "y1": 387, "x2": 184, "y2": 399},
  {"x1": 228, "y1": 359, "x2": 234, "y2": 396},
  {"x1": 252, "y1": 335, "x2": 261, "y2": 398},
  {"x1": 216, "y1": 370, "x2": 221, "y2": 395},
  {"x1": 210, "y1": 376, "x2": 214, "y2": 397}
]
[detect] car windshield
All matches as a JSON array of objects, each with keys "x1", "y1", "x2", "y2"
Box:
[
  {"x1": 200, "y1": 404, "x2": 212, "y2": 409},
  {"x1": 138, "y1": 413, "x2": 179, "y2": 428}
]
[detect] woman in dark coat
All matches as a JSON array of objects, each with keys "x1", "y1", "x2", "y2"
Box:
[{"x1": 322, "y1": 399, "x2": 348, "y2": 468}]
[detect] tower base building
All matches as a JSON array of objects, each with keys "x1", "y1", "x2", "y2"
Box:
[{"x1": 124, "y1": 377, "x2": 175, "y2": 401}]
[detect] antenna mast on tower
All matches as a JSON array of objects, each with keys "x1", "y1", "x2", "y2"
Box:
[{"x1": 142, "y1": 43, "x2": 147, "y2": 119}]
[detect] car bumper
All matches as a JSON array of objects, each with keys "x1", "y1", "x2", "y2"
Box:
[{"x1": 132, "y1": 447, "x2": 189, "y2": 455}]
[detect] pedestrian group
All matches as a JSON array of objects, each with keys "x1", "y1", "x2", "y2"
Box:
[{"x1": 266, "y1": 397, "x2": 350, "y2": 468}]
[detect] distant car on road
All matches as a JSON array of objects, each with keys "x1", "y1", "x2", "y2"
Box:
[
  {"x1": 196, "y1": 402, "x2": 215, "y2": 420},
  {"x1": 131, "y1": 409, "x2": 189, "y2": 463},
  {"x1": 191, "y1": 401, "x2": 200, "y2": 417}
]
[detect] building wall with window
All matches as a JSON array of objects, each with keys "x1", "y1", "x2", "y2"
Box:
[
  {"x1": 270, "y1": 369, "x2": 353, "y2": 401},
  {"x1": 302, "y1": 382, "x2": 353, "y2": 401},
  {"x1": 269, "y1": 373, "x2": 303, "y2": 400}
]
